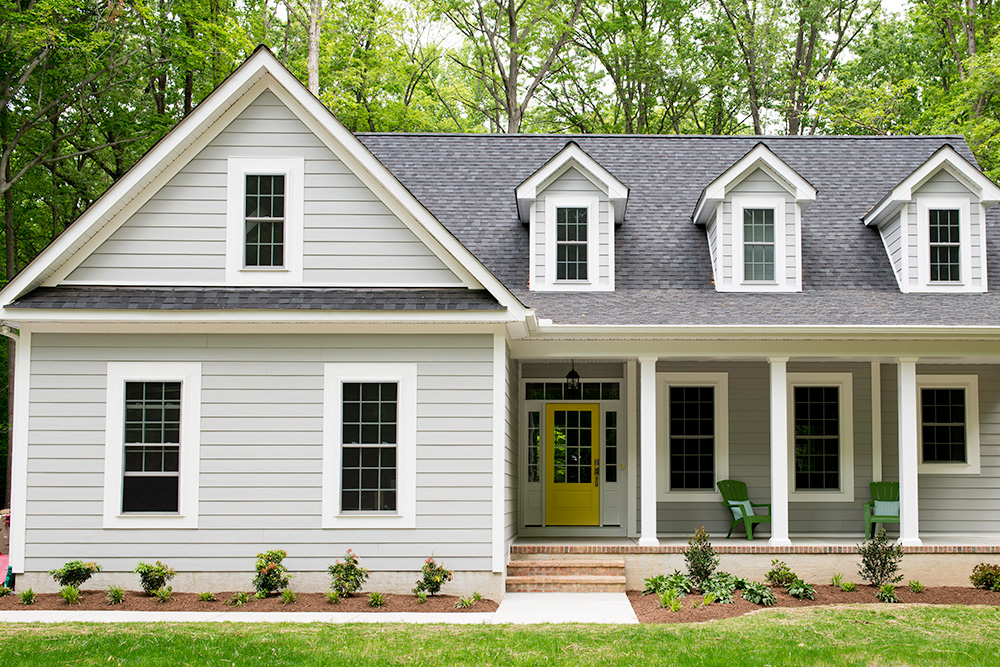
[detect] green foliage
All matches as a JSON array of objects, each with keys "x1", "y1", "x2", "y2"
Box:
[
  {"x1": 0, "y1": 585, "x2": 11, "y2": 597},
  {"x1": 683, "y1": 527, "x2": 719, "y2": 585},
  {"x1": 415, "y1": 590, "x2": 428, "y2": 604},
  {"x1": 368, "y1": 591, "x2": 386, "y2": 608},
  {"x1": 840, "y1": 580, "x2": 857, "y2": 592},
  {"x1": 18, "y1": 588, "x2": 36, "y2": 605},
  {"x1": 325, "y1": 589, "x2": 341, "y2": 605},
  {"x1": 656, "y1": 588, "x2": 684, "y2": 611},
  {"x1": 700, "y1": 572, "x2": 737, "y2": 604},
  {"x1": 59, "y1": 585, "x2": 81, "y2": 605},
  {"x1": 329, "y1": 550, "x2": 369, "y2": 597},
  {"x1": 134, "y1": 561, "x2": 177, "y2": 595},
  {"x1": 643, "y1": 571, "x2": 693, "y2": 596},
  {"x1": 106, "y1": 585, "x2": 125, "y2": 605},
  {"x1": 970, "y1": 563, "x2": 1000, "y2": 591},
  {"x1": 197, "y1": 591, "x2": 216, "y2": 602},
  {"x1": 740, "y1": 580, "x2": 777, "y2": 606},
  {"x1": 830, "y1": 573, "x2": 844, "y2": 587},
  {"x1": 908, "y1": 580, "x2": 924, "y2": 593},
  {"x1": 152, "y1": 587, "x2": 173, "y2": 603},
  {"x1": 472, "y1": 592, "x2": 483, "y2": 602},
  {"x1": 252, "y1": 550, "x2": 290, "y2": 597},
  {"x1": 279, "y1": 589, "x2": 297, "y2": 605},
  {"x1": 786, "y1": 578, "x2": 815, "y2": 601},
  {"x1": 877, "y1": 583, "x2": 898, "y2": 603},
  {"x1": 227, "y1": 591, "x2": 252, "y2": 607},
  {"x1": 454, "y1": 595, "x2": 475, "y2": 608},
  {"x1": 764, "y1": 560, "x2": 796, "y2": 588},
  {"x1": 413, "y1": 557, "x2": 453, "y2": 596},
  {"x1": 49, "y1": 561, "x2": 102, "y2": 588},
  {"x1": 857, "y1": 528, "x2": 904, "y2": 588}
]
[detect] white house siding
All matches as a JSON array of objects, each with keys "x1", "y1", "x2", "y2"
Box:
[
  {"x1": 24, "y1": 331, "x2": 494, "y2": 581},
  {"x1": 65, "y1": 90, "x2": 460, "y2": 287},
  {"x1": 503, "y1": 345, "x2": 519, "y2": 547},
  {"x1": 880, "y1": 213, "x2": 904, "y2": 286}
]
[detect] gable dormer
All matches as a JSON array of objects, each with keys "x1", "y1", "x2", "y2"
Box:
[
  {"x1": 517, "y1": 142, "x2": 628, "y2": 292},
  {"x1": 693, "y1": 143, "x2": 816, "y2": 293},
  {"x1": 863, "y1": 145, "x2": 1000, "y2": 293}
]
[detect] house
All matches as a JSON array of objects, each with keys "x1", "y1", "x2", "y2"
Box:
[{"x1": 2, "y1": 47, "x2": 1000, "y2": 597}]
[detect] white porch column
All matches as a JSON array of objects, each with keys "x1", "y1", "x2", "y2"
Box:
[
  {"x1": 769, "y1": 357, "x2": 792, "y2": 546},
  {"x1": 638, "y1": 356, "x2": 659, "y2": 546},
  {"x1": 897, "y1": 357, "x2": 922, "y2": 546}
]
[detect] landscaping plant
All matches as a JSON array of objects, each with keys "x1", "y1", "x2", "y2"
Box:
[
  {"x1": 740, "y1": 580, "x2": 777, "y2": 606},
  {"x1": 786, "y1": 577, "x2": 815, "y2": 600},
  {"x1": 840, "y1": 580, "x2": 857, "y2": 592},
  {"x1": 280, "y1": 589, "x2": 297, "y2": 605},
  {"x1": 701, "y1": 572, "x2": 737, "y2": 604},
  {"x1": 106, "y1": 585, "x2": 125, "y2": 605},
  {"x1": 134, "y1": 561, "x2": 177, "y2": 595},
  {"x1": 18, "y1": 588, "x2": 36, "y2": 605},
  {"x1": 857, "y1": 528, "x2": 903, "y2": 588},
  {"x1": 368, "y1": 591, "x2": 386, "y2": 608},
  {"x1": 49, "y1": 560, "x2": 102, "y2": 588},
  {"x1": 764, "y1": 559, "x2": 796, "y2": 588},
  {"x1": 325, "y1": 590, "x2": 341, "y2": 604},
  {"x1": 830, "y1": 573, "x2": 844, "y2": 587},
  {"x1": 415, "y1": 590, "x2": 428, "y2": 604},
  {"x1": 227, "y1": 591, "x2": 251, "y2": 607},
  {"x1": 329, "y1": 550, "x2": 369, "y2": 597},
  {"x1": 152, "y1": 587, "x2": 173, "y2": 603},
  {"x1": 970, "y1": 563, "x2": 1000, "y2": 591},
  {"x1": 252, "y1": 549, "x2": 291, "y2": 597},
  {"x1": 454, "y1": 595, "x2": 475, "y2": 609},
  {"x1": 197, "y1": 591, "x2": 216, "y2": 602},
  {"x1": 0, "y1": 585, "x2": 11, "y2": 597},
  {"x1": 877, "y1": 583, "x2": 898, "y2": 603},
  {"x1": 59, "y1": 585, "x2": 81, "y2": 605},
  {"x1": 656, "y1": 588, "x2": 684, "y2": 611},
  {"x1": 413, "y1": 557, "x2": 453, "y2": 596},
  {"x1": 908, "y1": 580, "x2": 925, "y2": 593},
  {"x1": 683, "y1": 527, "x2": 719, "y2": 585}
]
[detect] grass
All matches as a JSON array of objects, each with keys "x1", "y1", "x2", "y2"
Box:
[{"x1": 0, "y1": 606, "x2": 998, "y2": 666}]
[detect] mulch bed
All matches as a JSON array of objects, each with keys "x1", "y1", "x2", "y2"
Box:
[
  {"x1": 0, "y1": 590, "x2": 497, "y2": 613},
  {"x1": 629, "y1": 585, "x2": 1000, "y2": 624}
]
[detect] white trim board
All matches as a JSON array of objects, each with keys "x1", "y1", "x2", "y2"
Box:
[{"x1": 786, "y1": 372, "x2": 855, "y2": 503}]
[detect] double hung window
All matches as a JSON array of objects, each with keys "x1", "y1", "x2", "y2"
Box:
[
  {"x1": 917, "y1": 375, "x2": 980, "y2": 474},
  {"x1": 743, "y1": 208, "x2": 775, "y2": 282},
  {"x1": 123, "y1": 382, "x2": 181, "y2": 513},
  {"x1": 928, "y1": 209, "x2": 961, "y2": 283},
  {"x1": 786, "y1": 373, "x2": 854, "y2": 501},
  {"x1": 556, "y1": 207, "x2": 588, "y2": 281},
  {"x1": 244, "y1": 174, "x2": 285, "y2": 268},
  {"x1": 340, "y1": 382, "x2": 398, "y2": 512}
]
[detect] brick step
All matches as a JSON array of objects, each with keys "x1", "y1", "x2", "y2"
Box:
[
  {"x1": 507, "y1": 560, "x2": 625, "y2": 577},
  {"x1": 506, "y1": 575, "x2": 627, "y2": 593}
]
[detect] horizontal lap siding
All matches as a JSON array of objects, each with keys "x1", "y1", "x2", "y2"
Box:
[
  {"x1": 25, "y1": 332, "x2": 495, "y2": 573},
  {"x1": 537, "y1": 168, "x2": 612, "y2": 289},
  {"x1": 882, "y1": 215, "x2": 904, "y2": 285},
  {"x1": 66, "y1": 90, "x2": 459, "y2": 287},
  {"x1": 504, "y1": 346, "x2": 519, "y2": 546}
]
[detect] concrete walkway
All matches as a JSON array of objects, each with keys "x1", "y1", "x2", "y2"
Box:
[{"x1": 0, "y1": 592, "x2": 639, "y2": 625}]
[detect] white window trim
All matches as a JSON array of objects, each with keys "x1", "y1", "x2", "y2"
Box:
[
  {"x1": 787, "y1": 372, "x2": 854, "y2": 502},
  {"x1": 322, "y1": 363, "x2": 417, "y2": 529},
  {"x1": 915, "y1": 196, "x2": 975, "y2": 292},
  {"x1": 537, "y1": 194, "x2": 607, "y2": 292},
  {"x1": 226, "y1": 156, "x2": 304, "y2": 284},
  {"x1": 103, "y1": 362, "x2": 202, "y2": 529},
  {"x1": 656, "y1": 372, "x2": 729, "y2": 502},
  {"x1": 916, "y1": 374, "x2": 980, "y2": 475},
  {"x1": 729, "y1": 195, "x2": 798, "y2": 292}
]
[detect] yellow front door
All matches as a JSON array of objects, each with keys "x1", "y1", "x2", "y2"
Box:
[{"x1": 545, "y1": 403, "x2": 600, "y2": 526}]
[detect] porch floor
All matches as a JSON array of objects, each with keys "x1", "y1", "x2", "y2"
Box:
[{"x1": 512, "y1": 533, "x2": 1000, "y2": 551}]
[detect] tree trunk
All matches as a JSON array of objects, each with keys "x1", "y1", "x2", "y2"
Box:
[{"x1": 308, "y1": 0, "x2": 323, "y2": 96}]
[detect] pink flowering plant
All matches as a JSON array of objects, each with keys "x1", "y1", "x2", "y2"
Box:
[
  {"x1": 413, "y1": 557, "x2": 453, "y2": 596},
  {"x1": 328, "y1": 549, "x2": 369, "y2": 597}
]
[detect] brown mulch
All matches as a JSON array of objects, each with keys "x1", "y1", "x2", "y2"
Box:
[
  {"x1": 629, "y1": 585, "x2": 1000, "y2": 624},
  {"x1": 0, "y1": 590, "x2": 497, "y2": 613}
]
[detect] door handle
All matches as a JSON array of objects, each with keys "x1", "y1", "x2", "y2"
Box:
[{"x1": 594, "y1": 457, "x2": 600, "y2": 487}]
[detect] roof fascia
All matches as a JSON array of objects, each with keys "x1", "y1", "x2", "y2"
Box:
[
  {"x1": 692, "y1": 143, "x2": 817, "y2": 226},
  {"x1": 516, "y1": 142, "x2": 629, "y2": 224},
  {"x1": 863, "y1": 145, "x2": 1000, "y2": 227},
  {"x1": 529, "y1": 322, "x2": 1000, "y2": 340}
]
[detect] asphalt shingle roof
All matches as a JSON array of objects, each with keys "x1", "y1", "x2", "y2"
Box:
[{"x1": 358, "y1": 133, "x2": 1000, "y2": 326}]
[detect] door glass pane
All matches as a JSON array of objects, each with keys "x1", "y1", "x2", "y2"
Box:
[{"x1": 553, "y1": 409, "x2": 592, "y2": 484}]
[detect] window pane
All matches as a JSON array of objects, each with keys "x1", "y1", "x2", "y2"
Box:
[
  {"x1": 921, "y1": 388, "x2": 967, "y2": 462},
  {"x1": 527, "y1": 411, "x2": 540, "y2": 483},
  {"x1": 122, "y1": 476, "x2": 179, "y2": 513},
  {"x1": 793, "y1": 386, "x2": 840, "y2": 490},
  {"x1": 668, "y1": 386, "x2": 714, "y2": 489},
  {"x1": 340, "y1": 381, "x2": 399, "y2": 512},
  {"x1": 341, "y1": 445, "x2": 397, "y2": 512},
  {"x1": 556, "y1": 207, "x2": 588, "y2": 282},
  {"x1": 605, "y1": 411, "x2": 618, "y2": 483}
]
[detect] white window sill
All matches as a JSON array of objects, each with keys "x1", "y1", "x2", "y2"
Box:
[
  {"x1": 240, "y1": 267, "x2": 289, "y2": 272},
  {"x1": 789, "y1": 490, "x2": 855, "y2": 503},
  {"x1": 323, "y1": 513, "x2": 414, "y2": 529},
  {"x1": 103, "y1": 514, "x2": 197, "y2": 529},
  {"x1": 919, "y1": 461, "x2": 980, "y2": 475},
  {"x1": 658, "y1": 489, "x2": 721, "y2": 502}
]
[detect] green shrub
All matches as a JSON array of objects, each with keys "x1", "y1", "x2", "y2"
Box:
[
  {"x1": 787, "y1": 577, "x2": 815, "y2": 600},
  {"x1": 764, "y1": 560, "x2": 796, "y2": 588},
  {"x1": 656, "y1": 588, "x2": 684, "y2": 611},
  {"x1": 49, "y1": 560, "x2": 102, "y2": 588},
  {"x1": 252, "y1": 550, "x2": 290, "y2": 597},
  {"x1": 642, "y1": 571, "x2": 693, "y2": 596},
  {"x1": 970, "y1": 563, "x2": 1000, "y2": 591},
  {"x1": 415, "y1": 590, "x2": 428, "y2": 604},
  {"x1": 59, "y1": 585, "x2": 81, "y2": 605},
  {"x1": 0, "y1": 585, "x2": 12, "y2": 597},
  {"x1": 741, "y1": 581, "x2": 776, "y2": 606},
  {"x1": 279, "y1": 589, "x2": 297, "y2": 605},
  {"x1": 134, "y1": 561, "x2": 177, "y2": 595},
  {"x1": 18, "y1": 588, "x2": 36, "y2": 605},
  {"x1": 329, "y1": 550, "x2": 369, "y2": 597},
  {"x1": 152, "y1": 586, "x2": 172, "y2": 603},
  {"x1": 325, "y1": 589, "x2": 341, "y2": 604},
  {"x1": 197, "y1": 591, "x2": 216, "y2": 602},
  {"x1": 908, "y1": 580, "x2": 924, "y2": 593},
  {"x1": 840, "y1": 580, "x2": 857, "y2": 592},
  {"x1": 106, "y1": 585, "x2": 125, "y2": 605},
  {"x1": 368, "y1": 591, "x2": 386, "y2": 608},
  {"x1": 227, "y1": 591, "x2": 252, "y2": 607},
  {"x1": 877, "y1": 583, "x2": 898, "y2": 603},
  {"x1": 858, "y1": 528, "x2": 903, "y2": 588},
  {"x1": 701, "y1": 572, "x2": 737, "y2": 604},
  {"x1": 454, "y1": 596, "x2": 475, "y2": 609},
  {"x1": 693, "y1": 593, "x2": 717, "y2": 608},
  {"x1": 413, "y1": 557, "x2": 453, "y2": 596},
  {"x1": 472, "y1": 592, "x2": 483, "y2": 601},
  {"x1": 830, "y1": 573, "x2": 844, "y2": 587},
  {"x1": 684, "y1": 527, "x2": 719, "y2": 585}
]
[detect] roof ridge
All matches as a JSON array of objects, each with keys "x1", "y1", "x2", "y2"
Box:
[{"x1": 356, "y1": 132, "x2": 967, "y2": 140}]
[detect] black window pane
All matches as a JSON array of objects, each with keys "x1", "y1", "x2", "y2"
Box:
[
  {"x1": 556, "y1": 207, "x2": 588, "y2": 281},
  {"x1": 793, "y1": 386, "x2": 840, "y2": 489},
  {"x1": 668, "y1": 386, "x2": 715, "y2": 489},
  {"x1": 921, "y1": 388, "x2": 967, "y2": 462},
  {"x1": 122, "y1": 476, "x2": 178, "y2": 513},
  {"x1": 341, "y1": 380, "x2": 399, "y2": 512}
]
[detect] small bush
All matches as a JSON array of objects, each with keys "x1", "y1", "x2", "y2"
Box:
[
  {"x1": 787, "y1": 577, "x2": 815, "y2": 600},
  {"x1": 279, "y1": 589, "x2": 297, "y2": 605},
  {"x1": 694, "y1": 593, "x2": 717, "y2": 608},
  {"x1": 325, "y1": 589, "x2": 341, "y2": 605},
  {"x1": 0, "y1": 585, "x2": 12, "y2": 597},
  {"x1": 415, "y1": 590, "x2": 427, "y2": 604},
  {"x1": 59, "y1": 585, "x2": 81, "y2": 605},
  {"x1": 908, "y1": 580, "x2": 924, "y2": 593},
  {"x1": 840, "y1": 580, "x2": 857, "y2": 592},
  {"x1": 413, "y1": 557, "x2": 453, "y2": 596},
  {"x1": 765, "y1": 559, "x2": 796, "y2": 588},
  {"x1": 830, "y1": 573, "x2": 844, "y2": 587},
  {"x1": 253, "y1": 549, "x2": 291, "y2": 597},
  {"x1": 877, "y1": 583, "x2": 898, "y2": 603},
  {"x1": 18, "y1": 588, "x2": 36, "y2": 605},
  {"x1": 49, "y1": 561, "x2": 102, "y2": 588},
  {"x1": 107, "y1": 585, "x2": 125, "y2": 605},
  {"x1": 329, "y1": 550, "x2": 369, "y2": 597},
  {"x1": 701, "y1": 572, "x2": 737, "y2": 604},
  {"x1": 970, "y1": 563, "x2": 1000, "y2": 591},
  {"x1": 368, "y1": 591, "x2": 386, "y2": 608},
  {"x1": 134, "y1": 561, "x2": 177, "y2": 595},
  {"x1": 472, "y1": 592, "x2": 483, "y2": 601},
  {"x1": 741, "y1": 581, "x2": 776, "y2": 606},
  {"x1": 227, "y1": 591, "x2": 252, "y2": 607},
  {"x1": 152, "y1": 586, "x2": 172, "y2": 603},
  {"x1": 643, "y1": 571, "x2": 694, "y2": 596},
  {"x1": 656, "y1": 588, "x2": 684, "y2": 611},
  {"x1": 454, "y1": 596, "x2": 475, "y2": 609},
  {"x1": 858, "y1": 528, "x2": 904, "y2": 588},
  {"x1": 684, "y1": 527, "x2": 719, "y2": 585},
  {"x1": 197, "y1": 591, "x2": 216, "y2": 602}
]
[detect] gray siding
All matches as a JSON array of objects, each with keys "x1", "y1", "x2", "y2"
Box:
[
  {"x1": 25, "y1": 332, "x2": 494, "y2": 573},
  {"x1": 882, "y1": 213, "x2": 904, "y2": 286},
  {"x1": 66, "y1": 90, "x2": 460, "y2": 287},
  {"x1": 504, "y1": 346, "x2": 519, "y2": 546}
]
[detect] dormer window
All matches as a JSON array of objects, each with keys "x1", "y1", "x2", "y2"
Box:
[
  {"x1": 743, "y1": 207, "x2": 775, "y2": 282},
  {"x1": 928, "y1": 208, "x2": 960, "y2": 283},
  {"x1": 556, "y1": 207, "x2": 589, "y2": 281},
  {"x1": 244, "y1": 174, "x2": 286, "y2": 268}
]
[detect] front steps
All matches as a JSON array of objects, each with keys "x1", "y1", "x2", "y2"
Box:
[{"x1": 506, "y1": 555, "x2": 627, "y2": 593}]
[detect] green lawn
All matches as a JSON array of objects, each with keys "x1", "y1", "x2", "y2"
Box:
[{"x1": 1, "y1": 606, "x2": 999, "y2": 666}]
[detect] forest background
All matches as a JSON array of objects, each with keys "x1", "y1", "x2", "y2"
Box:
[{"x1": 1, "y1": 0, "x2": 997, "y2": 503}]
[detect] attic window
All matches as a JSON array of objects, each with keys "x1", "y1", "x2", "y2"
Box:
[
  {"x1": 928, "y1": 208, "x2": 960, "y2": 282},
  {"x1": 556, "y1": 207, "x2": 588, "y2": 281},
  {"x1": 743, "y1": 208, "x2": 775, "y2": 282},
  {"x1": 244, "y1": 174, "x2": 286, "y2": 268}
]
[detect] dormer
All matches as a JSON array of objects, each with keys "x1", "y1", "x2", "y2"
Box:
[
  {"x1": 693, "y1": 143, "x2": 816, "y2": 293},
  {"x1": 863, "y1": 145, "x2": 1000, "y2": 293},
  {"x1": 517, "y1": 142, "x2": 628, "y2": 292}
]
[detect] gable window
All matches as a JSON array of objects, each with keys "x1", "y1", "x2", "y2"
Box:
[
  {"x1": 787, "y1": 373, "x2": 854, "y2": 501},
  {"x1": 730, "y1": 195, "x2": 791, "y2": 290},
  {"x1": 244, "y1": 174, "x2": 285, "y2": 268},
  {"x1": 322, "y1": 363, "x2": 416, "y2": 528},
  {"x1": 556, "y1": 207, "x2": 588, "y2": 281},
  {"x1": 917, "y1": 374, "x2": 980, "y2": 474},
  {"x1": 928, "y1": 209, "x2": 960, "y2": 282},
  {"x1": 103, "y1": 362, "x2": 201, "y2": 529},
  {"x1": 743, "y1": 208, "x2": 775, "y2": 282}
]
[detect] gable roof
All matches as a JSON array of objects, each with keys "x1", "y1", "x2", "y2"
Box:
[{"x1": 0, "y1": 47, "x2": 528, "y2": 321}]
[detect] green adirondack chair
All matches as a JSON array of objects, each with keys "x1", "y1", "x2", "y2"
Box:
[
  {"x1": 863, "y1": 481, "x2": 900, "y2": 539},
  {"x1": 717, "y1": 479, "x2": 771, "y2": 541}
]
